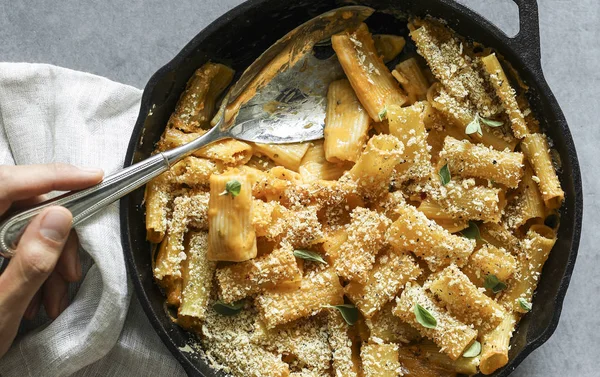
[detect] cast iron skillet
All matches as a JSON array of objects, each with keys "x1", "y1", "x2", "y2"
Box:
[{"x1": 120, "y1": 0, "x2": 583, "y2": 375}]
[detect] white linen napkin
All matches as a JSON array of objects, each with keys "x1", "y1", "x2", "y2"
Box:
[{"x1": 0, "y1": 63, "x2": 186, "y2": 377}]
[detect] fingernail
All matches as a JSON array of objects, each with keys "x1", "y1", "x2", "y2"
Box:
[
  {"x1": 40, "y1": 209, "x2": 72, "y2": 242},
  {"x1": 78, "y1": 166, "x2": 104, "y2": 175}
]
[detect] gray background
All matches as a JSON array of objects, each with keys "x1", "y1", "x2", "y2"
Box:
[{"x1": 0, "y1": 0, "x2": 596, "y2": 376}]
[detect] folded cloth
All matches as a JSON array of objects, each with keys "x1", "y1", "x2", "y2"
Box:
[{"x1": 0, "y1": 63, "x2": 185, "y2": 377}]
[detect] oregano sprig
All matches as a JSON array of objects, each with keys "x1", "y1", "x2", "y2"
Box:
[
  {"x1": 219, "y1": 179, "x2": 242, "y2": 197},
  {"x1": 213, "y1": 300, "x2": 245, "y2": 316},
  {"x1": 324, "y1": 304, "x2": 359, "y2": 326},
  {"x1": 484, "y1": 274, "x2": 507, "y2": 294},
  {"x1": 463, "y1": 341, "x2": 482, "y2": 358},
  {"x1": 465, "y1": 114, "x2": 503, "y2": 137},
  {"x1": 518, "y1": 298, "x2": 532, "y2": 312},
  {"x1": 439, "y1": 164, "x2": 451, "y2": 186},
  {"x1": 460, "y1": 221, "x2": 481, "y2": 240},
  {"x1": 294, "y1": 249, "x2": 327, "y2": 264},
  {"x1": 414, "y1": 303, "x2": 437, "y2": 329}
]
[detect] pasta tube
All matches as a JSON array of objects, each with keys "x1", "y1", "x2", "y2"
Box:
[
  {"x1": 428, "y1": 264, "x2": 505, "y2": 332},
  {"x1": 332, "y1": 23, "x2": 406, "y2": 121},
  {"x1": 334, "y1": 208, "x2": 391, "y2": 283},
  {"x1": 299, "y1": 140, "x2": 350, "y2": 181},
  {"x1": 207, "y1": 169, "x2": 257, "y2": 261},
  {"x1": 327, "y1": 309, "x2": 361, "y2": 377},
  {"x1": 410, "y1": 19, "x2": 499, "y2": 117},
  {"x1": 256, "y1": 268, "x2": 344, "y2": 328},
  {"x1": 361, "y1": 344, "x2": 402, "y2": 377},
  {"x1": 500, "y1": 225, "x2": 556, "y2": 313},
  {"x1": 503, "y1": 162, "x2": 546, "y2": 229},
  {"x1": 252, "y1": 142, "x2": 310, "y2": 172},
  {"x1": 441, "y1": 136, "x2": 524, "y2": 188},
  {"x1": 216, "y1": 243, "x2": 301, "y2": 302},
  {"x1": 387, "y1": 102, "x2": 432, "y2": 182},
  {"x1": 178, "y1": 231, "x2": 216, "y2": 320},
  {"x1": 345, "y1": 250, "x2": 421, "y2": 318},
  {"x1": 480, "y1": 313, "x2": 517, "y2": 375},
  {"x1": 348, "y1": 134, "x2": 404, "y2": 198},
  {"x1": 462, "y1": 243, "x2": 517, "y2": 287},
  {"x1": 386, "y1": 202, "x2": 475, "y2": 271},
  {"x1": 481, "y1": 53, "x2": 528, "y2": 139},
  {"x1": 393, "y1": 283, "x2": 477, "y2": 360},
  {"x1": 168, "y1": 62, "x2": 234, "y2": 132},
  {"x1": 392, "y1": 57, "x2": 429, "y2": 104},
  {"x1": 324, "y1": 79, "x2": 371, "y2": 163},
  {"x1": 366, "y1": 302, "x2": 422, "y2": 344},
  {"x1": 520, "y1": 133, "x2": 564, "y2": 208}
]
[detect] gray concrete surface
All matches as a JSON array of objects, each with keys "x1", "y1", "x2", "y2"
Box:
[{"x1": 0, "y1": 0, "x2": 597, "y2": 376}]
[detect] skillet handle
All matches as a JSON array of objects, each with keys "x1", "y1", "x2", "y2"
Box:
[{"x1": 510, "y1": 0, "x2": 541, "y2": 66}]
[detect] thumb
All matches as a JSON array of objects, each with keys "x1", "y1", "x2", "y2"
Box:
[{"x1": 0, "y1": 206, "x2": 72, "y2": 315}]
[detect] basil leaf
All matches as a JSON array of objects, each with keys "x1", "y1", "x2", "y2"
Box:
[
  {"x1": 480, "y1": 117, "x2": 504, "y2": 128},
  {"x1": 294, "y1": 249, "x2": 327, "y2": 264},
  {"x1": 213, "y1": 300, "x2": 245, "y2": 316},
  {"x1": 378, "y1": 107, "x2": 387, "y2": 121},
  {"x1": 518, "y1": 298, "x2": 532, "y2": 312},
  {"x1": 324, "y1": 304, "x2": 359, "y2": 326},
  {"x1": 460, "y1": 221, "x2": 481, "y2": 240},
  {"x1": 465, "y1": 115, "x2": 482, "y2": 136},
  {"x1": 439, "y1": 164, "x2": 451, "y2": 186},
  {"x1": 414, "y1": 303, "x2": 437, "y2": 329},
  {"x1": 484, "y1": 274, "x2": 507, "y2": 293},
  {"x1": 220, "y1": 179, "x2": 242, "y2": 197},
  {"x1": 463, "y1": 340, "x2": 481, "y2": 358}
]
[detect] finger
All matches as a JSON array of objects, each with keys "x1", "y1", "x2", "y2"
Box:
[
  {"x1": 12, "y1": 194, "x2": 48, "y2": 210},
  {"x1": 42, "y1": 270, "x2": 69, "y2": 319},
  {"x1": 0, "y1": 206, "x2": 72, "y2": 317},
  {"x1": 55, "y1": 231, "x2": 81, "y2": 282},
  {"x1": 23, "y1": 290, "x2": 42, "y2": 320},
  {"x1": 0, "y1": 164, "x2": 103, "y2": 212}
]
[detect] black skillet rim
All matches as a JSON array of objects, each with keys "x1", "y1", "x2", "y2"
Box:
[{"x1": 120, "y1": 0, "x2": 583, "y2": 376}]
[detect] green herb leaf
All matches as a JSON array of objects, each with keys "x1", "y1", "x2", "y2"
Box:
[
  {"x1": 460, "y1": 221, "x2": 481, "y2": 240},
  {"x1": 518, "y1": 298, "x2": 532, "y2": 312},
  {"x1": 324, "y1": 304, "x2": 359, "y2": 326},
  {"x1": 463, "y1": 340, "x2": 482, "y2": 358},
  {"x1": 465, "y1": 115, "x2": 482, "y2": 137},
  {"x1": 213, "y1": 300, "x2": 245, "y2": 316},
  {"x1": 484, "y1": 274, "x2": 507, "y2": 293},
  {"x1": 378, "y1": 107, "x2": 387, "y2": 121},
  {"x1": 220, "y1": 179, "x2": 242, "y2": 197},
  {"x1": 480, "y1": 117, "x2": 504, "y2": 128},
  {"x1": 294, "y1": 249, "x2": 327, "y2": 264},
  {"x1": 439, "y1": 164, "x2": 451, "y2": 186},
  {"x1": 414, "y1": 303, "x2": 437, "y2": 329}
]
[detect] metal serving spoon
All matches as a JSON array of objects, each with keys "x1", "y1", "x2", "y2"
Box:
[{"x1": 0, "y1": 6, "x2": 374, "y2": 257}]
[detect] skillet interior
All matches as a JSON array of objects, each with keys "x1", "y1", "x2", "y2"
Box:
[{"x1": 120, "y1": 0, "x2": 583, "y2": 376}]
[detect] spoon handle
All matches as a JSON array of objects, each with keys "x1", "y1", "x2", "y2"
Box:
[{"x1": 0, "y1": 128, "x2": 224, "y2": 257}]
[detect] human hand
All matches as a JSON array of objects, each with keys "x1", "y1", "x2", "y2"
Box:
[{"x1": 0, "y1": 163, "x2": 103, "y2": 358}]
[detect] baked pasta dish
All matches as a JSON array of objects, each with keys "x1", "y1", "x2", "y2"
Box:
[{"x1": 144, "y1": 17, "x2": 564, "y2": 377}]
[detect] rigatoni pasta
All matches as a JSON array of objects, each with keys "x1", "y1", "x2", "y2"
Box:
[
  {"x1": 207, "y1": 169, "x2": 257, "y2": 262},
  {"x1": 324, "y1": 79, "x2": 371, "y2": 163},
  {"x1": 393, "y1": 283, "x2": 477, "y2": 360},
  {"x1": 520, "y1": 133, "x2": 565, "y2": 208},
  {"x1": 441, "y1": 136, "x2": 524, "y2": 188},
  {"x1": 146, "y1": 13, "x2": 565, "y2": 377},
  {"x1": 332, "y1": 23, "x2": 406, "y2": 121}
]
